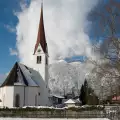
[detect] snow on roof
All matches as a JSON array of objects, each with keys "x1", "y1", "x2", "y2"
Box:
[
  {"x1": 64, "y1": 99, "x2": 81, "y2": 104},
  {"x1": 1, "y1": 62, "x2": 46, "y2": 87},
  {"x1": 18, "y1": 63, "x2": 39, "y2": 87},
  {"x1": 28, "y1": 68, "x2": 41, "y2": 86},
  {"x1": 75, "y1": 98, "x2": 81, "y2": 103},
  {"x1": 64, "y1": 99, "x2": 75, "y2": 104},
  {"x1": 50, "y1": 94, "x2": 64, "y2": 99},
  {"x1": 14, "y1": 82, "x2": 26, "y2": 86}
]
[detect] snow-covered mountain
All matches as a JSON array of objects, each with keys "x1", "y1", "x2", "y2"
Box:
[{"x1": 49, "y1": 60, "x2": 93, "y2": 95}]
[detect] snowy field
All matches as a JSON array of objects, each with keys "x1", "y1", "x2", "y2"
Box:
[{"x1": 0, "y1": 118, "x2": 110, "y2": 120}]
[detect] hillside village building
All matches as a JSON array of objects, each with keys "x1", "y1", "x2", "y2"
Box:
[{"x1": 0, "y1": 3, "x2": 51, "y2": 108}]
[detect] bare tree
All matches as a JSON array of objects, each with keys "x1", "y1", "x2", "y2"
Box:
[
  {"x1": 88, "y1": 0, "x2": 120, "y2": 77},
  {"x1": 87, "y1": 0, "x2": 120, "y2": 100}
]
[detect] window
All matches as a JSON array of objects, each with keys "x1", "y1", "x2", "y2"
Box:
[
  {"x1": 38, "y1": 92, "x2": 40, "y2": 96},
  {"x1": 35, "y1": 95, "x2": 37, "y2": 106},
  {"x1": 15, "y1": 94, "x2": 20, "y2": 107},
  {"x1": 37, "y1": 56, "x2": 41, "y2": 64}
]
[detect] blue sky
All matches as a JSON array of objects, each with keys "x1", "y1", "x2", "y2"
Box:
[
  {"x1": 0, "y1": 0, "x2": 120, "y2": 75},
  {"x1": 0, "y1": 0, "x2": 31, "y2": 74},
  {"x1": 0, "y1": 0, "x2": 87, "y2": 75},
  {"x1": 0, "y1": 0, "x2": 20, "y2": 74}
]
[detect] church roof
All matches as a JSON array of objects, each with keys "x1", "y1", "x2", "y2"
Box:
[
  {"x1": 33, "y1": 3, "x2": 47, "y2": 54},
  {"x1": 1, "y1": 62, "x2": 43, "y2": 87}
]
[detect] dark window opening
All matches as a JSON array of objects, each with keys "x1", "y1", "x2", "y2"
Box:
[
  {"x1": 38, "y1": 92, "x2": 40, "y2": 96},
  {"x1": 35, "y1": 95, "x2": 37, "y2": 106},
  {"x1": 37, "y1": 56, "x2": 41, "y2": 64},
  {"x1": 15, "y1": 94, "x2": 20, "y2": 107},
  {"x1": 58, "y1": 98, "x2": 62, "y2": 104}
]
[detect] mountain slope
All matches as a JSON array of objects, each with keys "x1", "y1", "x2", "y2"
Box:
[{"x1": 49, "y1": 60, "x2": 93, "y2": 95}]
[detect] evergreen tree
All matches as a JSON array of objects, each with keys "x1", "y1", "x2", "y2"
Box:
[
  {"x1": 84, "y1": 79, "x2": 88, "y2": 91},
  {"x1": 79, "y1": 85, "x2": 84, "y2": 104},
  {"x1": 79, "y1": 79, "x2": 89, "y2": 105},
  {"x1": 84, "y1": 79, "x2": 88, "y2": 104},
  {"x1": 80, "y1": 79, "x2": 99, "y2": 105}
]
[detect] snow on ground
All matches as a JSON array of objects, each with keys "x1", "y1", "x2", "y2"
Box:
[{"x1": 0, "y1": 118, "x2": 110, "y2": 120}]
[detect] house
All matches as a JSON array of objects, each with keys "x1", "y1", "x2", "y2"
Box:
[
  {"x1": 112, "y1": 96, "x2": 120, "y2": 104},
  {"x1": 49, "y1": 94, "x2": 64, "y2": 107},
  {"x1": 64, "y1": 93, "x2": 74, "y2": 99},
  {"x1": 0, "y1": 2, "x2": 51, "y2": 108},
  {"x1": 64, "y1": 99, "x2": 81, "y2": 107}
]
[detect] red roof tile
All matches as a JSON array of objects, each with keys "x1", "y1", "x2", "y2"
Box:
[
  {"x1": 33, "y1": 3, "x2": 47, "y2": 54},
  {"x1": 112, "y1": 96, "x2": 120, "y2": 101}
]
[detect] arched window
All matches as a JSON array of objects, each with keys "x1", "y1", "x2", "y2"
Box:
[
  {"x1": 35, "y1": 95, "x2": 37, "y2": 106},
  {"x1": 15, "y1": 94, "x2": 20, "y2": 107},
  {"x1": 37, "y1": 56, "x2": 41, "y2": 64}
]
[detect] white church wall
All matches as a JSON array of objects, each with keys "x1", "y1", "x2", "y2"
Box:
[
  {"x1": 14, "y1": 86, "x2": 40, "y2": 107},
  {"x1": 30, "y1": 69, "x2": 51, "y2": 106},
  {"x1": 14, "y1": 86, "x2": 25, "y2": 107},
  {"x1": 0, "y1": 88, "x2": 2, "y2": 107},
  {"x1": 32, "y1": 45, "x2": 51, "y2": 106},
  {"x1": 33, "y1": 45, "x2": 48, "y2": 86},
  {"x1": 45, "y1": 56, "x2": 49, "y2": 87},
  {"x1": 0, "y1": 86, "x2": 14, "y2": 108},
  {"x1": 0, "y1": 84, "x2": 51, "y2": 108},
  {"x1": 25, "y1": 86, "x2": 39, "y2": 106},
  {"x1": 39, "y1": 82, "x2": 51, "y2": 106}
]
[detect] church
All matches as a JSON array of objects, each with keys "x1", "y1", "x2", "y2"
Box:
[{"x1": 0, "y1": 3, "x2": 51, "y2": 108}]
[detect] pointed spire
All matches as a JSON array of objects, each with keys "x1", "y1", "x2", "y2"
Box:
[{"x1": 33, "y1": 1, "x2": 47, "y2": 54}]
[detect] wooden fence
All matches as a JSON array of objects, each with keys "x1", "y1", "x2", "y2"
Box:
[
  {"x1": 0, "y1": 105, "x2": 120, "y2": 120},
  {"x1": 0, "y1": 110, "x2": 119, "y2": 120}
]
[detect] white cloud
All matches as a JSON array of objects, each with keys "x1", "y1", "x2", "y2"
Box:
[
  {"x1": 9, "y1": 48, "x2": 18, "y2": 56},
  {"x1": 15, "y1": 0, "x2": 99, "y2": 67},
  {"x1": 4, "y1": 24, "x2": 16, "y2": 33}
]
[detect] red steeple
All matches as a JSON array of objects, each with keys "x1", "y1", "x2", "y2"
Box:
[{"x1": 33, "y1": 2, "x2": 47, "y2": 54}]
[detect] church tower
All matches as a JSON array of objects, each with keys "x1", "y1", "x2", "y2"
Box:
[{"x1": 33, "y1": 2, "x2": 49, "y2": 86}]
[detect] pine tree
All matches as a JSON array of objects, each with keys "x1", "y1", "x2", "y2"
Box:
[
  {"x1": 84, "y1": 79, "x2": 88, "y2": 104},
  {"x1": 79, "y1": 84, "x2": 85, "y2": 105},
  {"x1": 79, "y1": 79, "x2": 89, "y2": 105}
]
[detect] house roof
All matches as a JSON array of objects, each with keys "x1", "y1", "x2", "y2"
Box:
[
  {"x1": 112, "y1": 96, "x2": 120, "y2": 101},
  {"x1": 33, "y1": 3, "x2": 47, "y2": 54},
  {"x1": 50, "y1": 94, "x2": 64, "y2": 99},
  {"x1": 64, "y1": 99, "x2": 81, "y2": 104},
  {"x1": 64, "y1": 99, "x2": 75, "y2": 104},
  {"x1": 1, "y1": 62, "x2": 43, "y2": 87}
]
